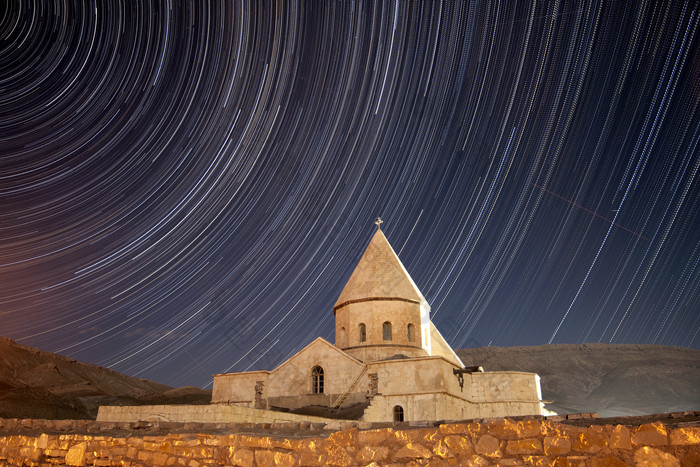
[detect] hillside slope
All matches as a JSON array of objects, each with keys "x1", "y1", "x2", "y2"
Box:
[
  {"x1": 0, "y1": 337, "x2": 210, "y2": 419},
  {"x1": 456, "y1": 343, "x2": 700, "y2": 417}
]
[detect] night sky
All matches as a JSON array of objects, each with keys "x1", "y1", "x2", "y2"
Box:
[{"x1": 1, "y1": 1, "x2": 698, "y2": 389}]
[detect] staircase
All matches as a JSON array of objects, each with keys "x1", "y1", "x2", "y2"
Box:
[{"x1": 332, "y1": 364, "x2": 367, "y2": 408}]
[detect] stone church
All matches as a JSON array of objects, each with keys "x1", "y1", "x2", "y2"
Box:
[{"x1": 212, "y1": 221, "x2": 544, "y2": 422}]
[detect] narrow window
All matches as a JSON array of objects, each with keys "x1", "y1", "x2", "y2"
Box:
[
  {"x1": 393, "y1": 405, "x2": 404, "y2": 422},
  {"x1": 311, "y1": 366, "x2": 324, "y2": 394},
  {"x1": 383, "y1": 322, "x2": 392, "y2": 341},
  {"x1": 339, "y1": 327, "x2": 346, "y2": 346},
  {"x1": 407, "y1": 323, "x2": 415, "y2": 342},
  {"x1": 359, "y1": 323, "x2": 366, "y2": 342}
]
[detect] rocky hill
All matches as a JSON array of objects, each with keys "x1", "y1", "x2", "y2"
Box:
[
  {"x1": 456, "y1": 343, "x2": 700, "y2": 417},
  {"x1": 0, "y1": 337, "x2": 211, "y2": 419}
]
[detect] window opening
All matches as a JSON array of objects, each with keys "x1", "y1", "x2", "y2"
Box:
[
  {"x1": 311, "y1": 366, "x2": 324, "y2": 394},
  {"x1": 383, "y1": 322, "x2": 392, "y2": 341},
  {"x1": 393, "y1": 405, "x2": 404, "y2": 422},
  {"x1": 359, "y1": 323, "x2": 366, "y2": 342},
  {"x1": 407, "y1": 323, "x2": 415, "y2": 342}
]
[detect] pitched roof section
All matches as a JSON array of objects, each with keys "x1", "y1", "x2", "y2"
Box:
[{"x1": 334, "y1": 228, "x2": 429, "y2": 310}]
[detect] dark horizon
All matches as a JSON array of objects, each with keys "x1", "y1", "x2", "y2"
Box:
[{"x1": 1, "y1": 1, "x2": 698, "y2": 388}]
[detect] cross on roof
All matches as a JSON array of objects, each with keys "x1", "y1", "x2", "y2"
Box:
[{"x1": 375, "y1": 217, "x2": 383, "y2": 229}]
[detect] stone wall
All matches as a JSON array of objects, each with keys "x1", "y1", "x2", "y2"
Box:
[
  {"x1": 96, "y1": 404, "x2": 334, "y2": 424},
  {"x1": 1, "y1": 417, "x2": 698, "y2": 466}
]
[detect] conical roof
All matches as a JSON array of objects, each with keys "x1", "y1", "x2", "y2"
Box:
[{"x1": 334, "y1": 227, "x2": 429, "y2": 310}]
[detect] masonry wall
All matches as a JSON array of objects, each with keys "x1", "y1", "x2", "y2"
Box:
[
  {"x1": 1, "y1": 417, "x2": 698, "y2": 466},
  {"x1": 96, "y1": 404, "x2": 333, "y2": 424},
  {"x1": 335, "y1": 300, "x2": 429, "y2": 362},
  {"x1": 212, "y1": 339, "x2": 366, "y2": 410},
  {"x1": 211, "y1": 371, "x2": 268, "y2": 408}
]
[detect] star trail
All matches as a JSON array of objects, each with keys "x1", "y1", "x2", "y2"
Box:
[{"x1": 1, "y1": 1, "x2": 698, "y2": 388}]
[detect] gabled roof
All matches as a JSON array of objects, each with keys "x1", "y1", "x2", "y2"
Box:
[
  {"x1": 270, "y1": 337, "x2": 363, "y2": 374},
  {"x1": 334, "y1": 228, "x2": 429, "y2": 310}
]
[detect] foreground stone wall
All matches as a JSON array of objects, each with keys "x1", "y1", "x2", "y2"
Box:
[{"x1": 1, "y1": 417, "x2": 699, "y2": 466}]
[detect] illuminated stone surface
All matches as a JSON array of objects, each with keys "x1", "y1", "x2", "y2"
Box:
[
  {"x1": 609, "y1": 425, "x2": 631, "y2": 450},
  {"x1": 230, "y1": 448, "x2": 254, "y2": 467},
  {"x1": 64, "y1": 441, "x2": 87, "y2": 466},
  {"x1": 357, "y1": 445, "x2": 389, "y2": 463},
  {"x1": 633, "y1": 446, "x2": 679, "y2": 467},
  {"x1": 669, "y1": 426, "x2": 700, "y2": 445},
  {"x1": 572, "y1": 427, "x2": 607, "y2": 453},
  {"x1": 474, "y1": 434, "x2": 502, "y2": 457},
  {"x1": 631, "y1": 422, "x2": 668, "y2": 446},
  {"x1": 587, "y1": 456, "x2": 631, "y2": 466},
  {"x1": 543, "y1": 435, "x2": 571, "y2": 455},
  {"x1": 443, "y1": 434, "x2": 472, "y2": 455},
  {"x1": 505, "y1": 437, "x2": 543, "y2": 455},
  {"x1": 0, "y1": 418, "x2": 698, "y2": 466}
]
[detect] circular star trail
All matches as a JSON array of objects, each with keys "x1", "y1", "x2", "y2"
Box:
[{"x1": 1, "y1": 1, "x2": 698, "y2": 388}]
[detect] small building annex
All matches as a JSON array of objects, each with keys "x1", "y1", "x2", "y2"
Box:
[{"x1": 212, "y1": 221, "x2": 545, "y2": 422}]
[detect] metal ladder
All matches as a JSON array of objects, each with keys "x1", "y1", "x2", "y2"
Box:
[{"x1": 332, "y1": 364, "x2": 367, "y2": 408}]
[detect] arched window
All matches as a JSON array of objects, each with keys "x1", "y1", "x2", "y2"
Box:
[
  {"x1": 311, "y1": 366, "x2": 324, "y2": 394},
  {"x1": 407, "y1": 323, "x2": 415, "y2": 342},
  {"x1": 359, "y1": 323, "x2": 366, "y2": 342},
  {"x1": 393, "y1": 405, "x2": 404, "y2": 422},
  {"x1": 383, "y1": 322, "x2": 392, "y2": 341},
  {"x1": 339, "y1": 327, "x2": 346, "y2": 346}
]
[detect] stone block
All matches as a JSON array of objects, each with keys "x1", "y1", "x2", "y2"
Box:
[
  {"x1": 19, "y1": 446, "x2": 39, "y2": 461},
  {"x1": 495, "y1": 459, "x2": 520, "y2": 465},
  {"x1": 603, "y1": 425, "x2": 629, "y2": 451},
  {"x1": 65, "y1": 442, "x2": 87, "y2": 466},
  {"x1": 356, "y1": 445, "x2": 389, "y2": 463},
  {"x1": 395, "y1": 427, "x2": 440, "y2": 444},
  {"x1": 272, "y1": 451, "x2": 297, "y2": 467},
  {"x1": 505, "y1": 438, "x2": 542, "y2": 455},
  {"x1": 432, "y1": 439, "x2": 454, "y2": 459},
  {"x1": 587, "y1": 456, "x2": 632, "y2": 467},
  {"x1": 239, "y1": 435, "x2": 272, "y2": 449},
  {"x1": 669, "y1": 427, "x2": 700, "y2": 445},
  {"x1": 53, "y1": 420, "x2": 77, "y2": 431},
  {"x1": 323, "y1": 443, "x2": 353, "y2": 466},
  {"x1": 463, "y1": 454, "x2": 490, "y2": 466},
  {"x1": 516, "y1": 419, "x2": 545, "y2": 438},
  {"x1": 357, "y1": 428, "x2": 392, "y2": 445},
  {"x1": 394, "y1": 442, "x2": 433, "y2": 459},
  {"x1": 474, "y1": 434, "x2": 501, "y2": 458},
  {"x1": 152, "y1": 451, "x2": 170, "y2": 465},
  {"x1": 230, "y1": 448, "x2": 254, "y2": 467},
  {"x1": 438, "y1": 423, "x2": 470, "y2": 434},
  {"x1": 631, "y1": 422, "x2": 668, "y2": 446},
  {"x1": 565, "y1": 455, "x2": 589, "y2": 466},
  {"x1": 572, "y1": 428, "x2": 607, "y2": 454},
  {"x1": 326, "y1": 428, "x2": 357, "y2": 448},
  {"x1": 137, "y1": 450, "x2": 154, "y2": 463},
  {"x1": 486, "y1": 419, "x2": 519, "y2": 439},
  {"x1": 443, "y1": 435, "x2": 472, "y2": 455},
  {"x1": 543, "y1": 436, "x2": 571, "y2": 456},
  {"x1": 633, "y1": 446, "x2": 679, "y2": 467}
]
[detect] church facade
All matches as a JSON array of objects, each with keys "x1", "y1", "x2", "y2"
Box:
[{"x1": 212, "y1": 222, "x2": 544, "y2": 422}]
